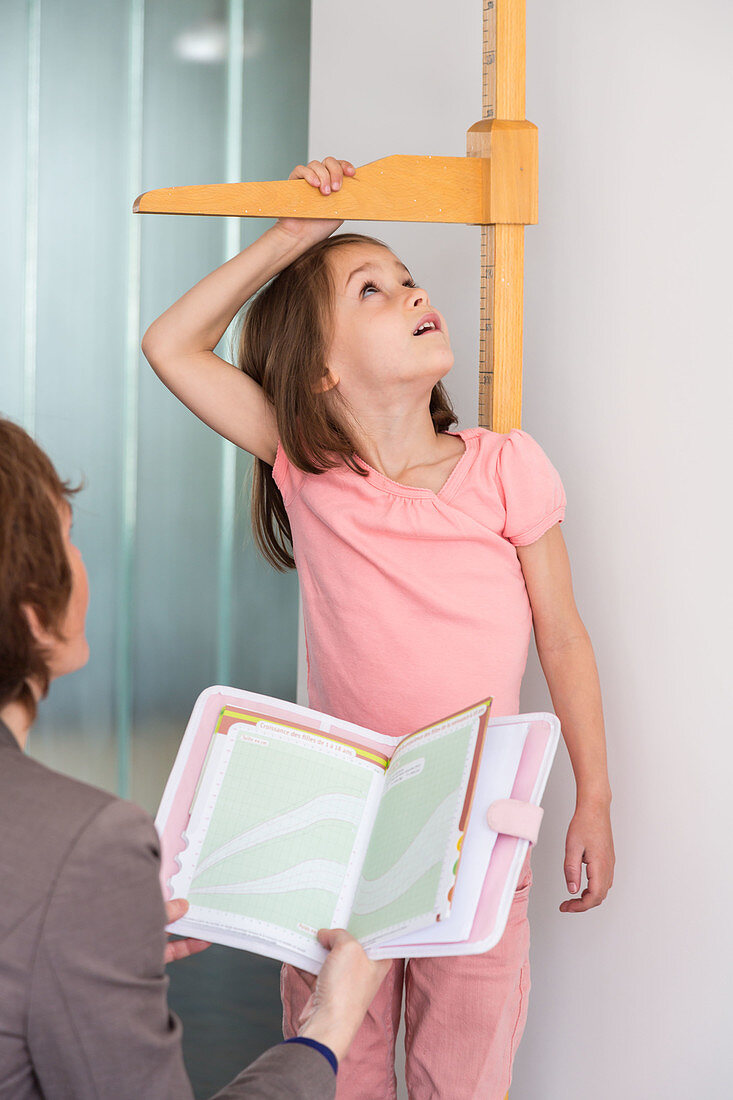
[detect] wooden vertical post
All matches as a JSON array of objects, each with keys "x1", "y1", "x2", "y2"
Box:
[{"x1": 470, "y1": 0, "x2": 529, "y2": 432}]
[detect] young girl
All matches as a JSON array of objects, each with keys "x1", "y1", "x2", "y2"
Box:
[{"x1": 143, "y1": 156, "x2": 615, "y2": 1100}]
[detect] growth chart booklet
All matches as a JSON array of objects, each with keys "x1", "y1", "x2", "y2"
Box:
[{"x1": 155, "y1": 686, "x2": 560, "y2": 972}]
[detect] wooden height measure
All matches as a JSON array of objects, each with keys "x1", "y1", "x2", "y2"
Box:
[
  {"x1": 135, "y1": 0, "x2": 536, "y2": 432},
  {"x1": 473, "y1": 0, "x2": 532, "y2": 429}
]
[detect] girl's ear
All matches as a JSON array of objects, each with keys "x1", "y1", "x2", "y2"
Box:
[{"x1": 313, "y1": 369, "x2": 340, "y2": 393}]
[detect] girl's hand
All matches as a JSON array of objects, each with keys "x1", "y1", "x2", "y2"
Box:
[
  {"x1": 275, "y1": 157, "x2": 356, "y2": 247},
  {"x1": 559, "y1": 802, "x2": 615, "y2": 913}
]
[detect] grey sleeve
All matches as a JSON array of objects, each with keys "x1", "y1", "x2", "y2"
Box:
[
  {"x1": 28, "y1": 799, "x2": 195, "y2": 1100},
  {"x1": 211, "y1": 1043, "x2": 336, "y2": 1100},
  {"x1": 27, "y1": 799, "x2": 336, "y2": 1100}
]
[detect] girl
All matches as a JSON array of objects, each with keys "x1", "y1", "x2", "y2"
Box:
[{"x1": 143, "y1": 156, "x2": 615, "y2": 1099}]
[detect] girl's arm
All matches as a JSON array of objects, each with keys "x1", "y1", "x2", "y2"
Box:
[
  {"x1": 516, "y1": 524, "x2": 615, "y2": 913},
  {"x1": 141, "y1": 158, "x2": 355, "y2": 465}
]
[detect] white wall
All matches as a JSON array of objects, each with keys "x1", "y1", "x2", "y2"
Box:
[{"x1": 307, "y1": 1, "x2": 733, "y2": 1096}]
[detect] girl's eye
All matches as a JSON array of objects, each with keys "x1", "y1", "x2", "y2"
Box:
[{"x1": 360, "y1": 279, "x2": 417, "y2": 298}]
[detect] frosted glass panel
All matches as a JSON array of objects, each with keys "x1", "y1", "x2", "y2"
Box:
[
  {"x1": 232, "y1": 0, "x2": 309, "y2": 698},
  {"x1": 131, "y1": 0, "x2": 307, "y2": 810},
  {"x1": 2, "y1": 0, "x2": 310, "y2": 812},
  {"x1": 0, "y1": 0, "x2": 30, "y2": 421},
  {"x1": 133, "y1": 0, "x2": 233, "y2": 807},
  {"x1": 25, "y1": 0, "x2": 132, "y2": 791}
]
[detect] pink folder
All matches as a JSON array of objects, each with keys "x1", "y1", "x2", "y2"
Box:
[{"x1": 155, "y1": 686, "x2": 559, "y2": 970}]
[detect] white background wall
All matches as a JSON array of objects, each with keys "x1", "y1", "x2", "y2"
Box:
[{"x1": 307, "y1": 1, "x2": 733, "y2": 1096}]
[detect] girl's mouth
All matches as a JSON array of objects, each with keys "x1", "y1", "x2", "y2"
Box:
[{"x1": 412, "y1": 313, "x2": 441, "y2": 336}]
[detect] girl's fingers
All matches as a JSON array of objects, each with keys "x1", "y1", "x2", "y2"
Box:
[
  {"x1": 564, "y1": 844, "x2": 583, "y2": 895},
  {"x1": 306, "y1": 160, "x2": 332, "y2": 193},
  {"x1": 288, "y1": 163, "x2": 328, "y2": 192},
  {"x1": 289, "y1": 158, "x2": 355, "y2": 194},
  {"x1": 323, "y1": 156, "x2": 355, "y2": 191},
  {"x1": 322, "y1": 157, "x2": 342, "y2": 190}
]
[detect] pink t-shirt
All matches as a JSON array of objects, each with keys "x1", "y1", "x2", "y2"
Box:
[{"x1": 272, "y1": 427, "x2": 565, "y2": 738}]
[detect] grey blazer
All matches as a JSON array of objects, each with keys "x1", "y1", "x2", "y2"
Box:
[{"x1": 0, "y1": 719, "x2": 336, "y2": 1100}]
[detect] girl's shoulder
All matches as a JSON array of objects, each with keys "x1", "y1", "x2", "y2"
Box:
[
  {"x1": 464, "y1": 427, "x2": 566, "y2": 547},
  {"x1": 459, "y1": 425, "x2": 550, "y2": 465},
  {"x1": 272, "y1": 438, "x2": 355, "y2": 505}
]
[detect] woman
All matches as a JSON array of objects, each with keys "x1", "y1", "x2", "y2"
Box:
[{"x1": 0, "y1": 417, "x2": 388, "y2": 1099}]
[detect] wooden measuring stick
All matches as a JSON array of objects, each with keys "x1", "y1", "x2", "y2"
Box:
[{"x1": 473, "y1": 0, "x2": 529, "y2": 431}]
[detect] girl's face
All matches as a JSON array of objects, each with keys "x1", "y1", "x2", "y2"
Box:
[{"x1": 324, "y1": 243, "x2": 453, "y2": 404}]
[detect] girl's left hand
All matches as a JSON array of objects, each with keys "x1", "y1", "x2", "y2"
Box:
[
  {"x1": 275, "y1": 157, "x2": 356, "y2": 247},
  {"x1": 164, "y1": 897, "x2": 211, "y2": 963},
  {"x1": 559, "y1": 802, "x2": 615, "y2": 913}
]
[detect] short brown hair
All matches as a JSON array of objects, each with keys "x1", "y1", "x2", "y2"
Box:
[
  {"x1": 0, "y1": 418, "x2": 80, "y2": 721},
  {"x1": 237, "y1": 232, "x2": 457, "y2": 571}
]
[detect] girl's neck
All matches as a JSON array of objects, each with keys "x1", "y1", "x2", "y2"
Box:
[{"x1": 350, "y1": 405, "x2": 452, "y2": 483}]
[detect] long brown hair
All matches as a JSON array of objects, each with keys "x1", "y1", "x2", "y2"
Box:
[
  {"x1": 236, "y1": 232, "x2": 457, "y2": 571},
  {"x1": 0, "y1": 418, "x2": 80, "y2": 721}
]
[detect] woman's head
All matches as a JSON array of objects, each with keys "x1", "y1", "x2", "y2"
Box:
[
  {"x1": 0, "y1": 419, "x2": 89, "y2": 723},
  {"x1": 236, "y1": 232, "x2": 457, "y2": 570}
]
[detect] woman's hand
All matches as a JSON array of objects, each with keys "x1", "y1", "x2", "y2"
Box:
[
  {"x1": 275, "y1": 157, "x2": 356, "y2": 247},
  {"x1": 559, "y1": 801, "x2": 615, "y2": 913},
  {"x1": 163, "y1": 897, "x2": 211, "y2": 964},
  {"x1": 294, "y1": 928, "x2": 391, "y2": 1063}
]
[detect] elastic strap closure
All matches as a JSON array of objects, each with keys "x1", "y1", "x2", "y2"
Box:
[{"x1": 486, "y1": 798, "x2": 544, "y2": 844}]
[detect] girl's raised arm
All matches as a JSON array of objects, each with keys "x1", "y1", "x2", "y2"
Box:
[{"x1": 141, "y1": 158, "x2": 355, "y2": 465}]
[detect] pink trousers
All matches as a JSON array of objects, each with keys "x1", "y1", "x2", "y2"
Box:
[{"x1": 281, "y1": 853, "x2": 532, "y2": 1100}]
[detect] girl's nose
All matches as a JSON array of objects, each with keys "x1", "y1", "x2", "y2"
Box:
[{"x1": 409, "y1": 286, "x2": 429, "y2": 307}]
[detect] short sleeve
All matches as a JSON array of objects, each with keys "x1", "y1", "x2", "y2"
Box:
[
  {"x1": 496, "y1": 429, "x2": 566, "y2": 546},
  {"x1": 272, "y1": 439, "x2": 306, "y2": 506}
]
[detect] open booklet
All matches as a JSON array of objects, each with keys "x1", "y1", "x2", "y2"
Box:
[{"x1": 155, "y1": 686, "x2": 560, "y2": 972}]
